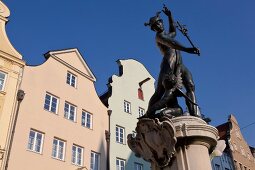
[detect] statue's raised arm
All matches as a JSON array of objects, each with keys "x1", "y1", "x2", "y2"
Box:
[{"x1": 162, "y1": 4, "x2": 176, "y2": 37}]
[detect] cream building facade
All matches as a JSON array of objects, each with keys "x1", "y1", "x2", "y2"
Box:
[
  {"x1": 0, "y1": 1, "x2": 25, "y2": 169},
  {"x1": 7, "y1": 48, "x2": 108, "y2": 170},
  {"x1": 101, "y1": 59, "x2": 155, "y2": 170}
]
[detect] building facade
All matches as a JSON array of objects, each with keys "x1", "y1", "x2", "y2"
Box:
[
  {"x1": 212, "y1": 115, "x2": 255, "y2": 170},
  {"x1": 101, "y1": 59, "x2": 155, "y2": 170},
  {"x1": 0, "y1": 2, "x2": 25, "y2": 169},
  {"x1": 7, "y1": 49, "x2": 108, "y2": 170},
  {"x1": 212, "y1": 152, "x2": 234, "y2": 170},
  {"x1": 228, "y1": 115, "x2": 255, "y2": 170}
]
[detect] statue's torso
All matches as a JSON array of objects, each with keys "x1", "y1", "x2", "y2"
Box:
[{"x1": 156, "y1": 32, "x2": 183, "y2": 74}]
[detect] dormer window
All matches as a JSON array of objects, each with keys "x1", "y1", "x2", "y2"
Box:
[{"x1": 66, "y1": 72, "x2": 77, "y2": 88}]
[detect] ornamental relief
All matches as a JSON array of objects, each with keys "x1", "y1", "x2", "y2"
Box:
[{"x1": 0, "y1": 1, "x2": 10, "y2": 18}]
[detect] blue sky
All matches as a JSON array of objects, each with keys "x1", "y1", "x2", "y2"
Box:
[{"x1": 4, "y1": 0, "x2": 255, "y2": 146}]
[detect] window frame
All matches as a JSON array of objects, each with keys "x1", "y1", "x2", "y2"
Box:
[
  {"x1": 90, "y1": 151, "x2": 100, "y2": 170},
  {"x1": 215, "y1": 164, "x2": 220, "y2": 170},
  {"x1": 72, "y1": 144, "x2": 84, "y2": 166},
  {"x1": 81, "y1": 110, "x2": 93, "y2": 129},
  {"x1": 27, "y1": 129, "x2": 44, "y2": 154},
  {"x1": 116, "y1": 126, "x2": 125, "y2": 144},
  {"x1": 52, "y1": 138, "x2": 66, "y2": 161},
  {"x1": 138, "y1": 107, "x2": 145, "y2": 117},
  {"x1": 124, "y1": 100, "x2": 131, "y2": 114},
  {"x1": 66, "y1": 71, "x2": 77, "y2": 88},
  {"x1": 0, "y1": 71, "x2": 7, "y2": 91},
  {"x1": 134, "y1": 162, "x2": 143, "y2": 170},
  {"x1": 44, "y1": 93, "x2": 59, "y2": 114},
  {"x1": 64, "y1": 101, "x2": 77, "y2": 122},
  {"x1": 116, "y1": 158, "x2": 125, "y2": 170},
  {"x1": 239, "y1": 163, "x2": 243, "y2": 170}
]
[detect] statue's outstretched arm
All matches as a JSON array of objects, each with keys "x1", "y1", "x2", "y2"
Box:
[{"x1": 157, "y1": 34, "x2": 199, "y2": 54}]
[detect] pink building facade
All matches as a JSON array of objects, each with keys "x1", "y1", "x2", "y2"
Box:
[{"x1": 7, "y1": 49, "x2": 108, "y2": 170}]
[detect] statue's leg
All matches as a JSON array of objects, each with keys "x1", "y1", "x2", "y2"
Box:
[
  {"x1": 180, "y1": 65, "x2": 201, "y2": 117},
  {"x1": 147, "y1": 89, "x2": 175, "y2": 117}
]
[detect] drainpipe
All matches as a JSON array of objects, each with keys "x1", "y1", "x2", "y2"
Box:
[
  {"x1": 5, "y1": 90, "x2": 25, "y2": 170},
  {"x1": 105, "y1": 110, "x2": 112, "y2": 170}
]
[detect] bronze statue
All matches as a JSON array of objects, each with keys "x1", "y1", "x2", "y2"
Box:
[{"x1": 143, "y1": 5, "x2": 201, "y2": 118}]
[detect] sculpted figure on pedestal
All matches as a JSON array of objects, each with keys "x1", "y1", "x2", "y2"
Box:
[
  {"x1": 142, "y1": 5, "x2": 201, "y2": 119},
  {"x1": 128, "y1": 5, "x2": 218, "y2": 170}
]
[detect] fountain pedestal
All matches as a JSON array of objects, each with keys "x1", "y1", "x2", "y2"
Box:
[{"x1": 128, "y1": 116, "x2": 218, "y2": 170}]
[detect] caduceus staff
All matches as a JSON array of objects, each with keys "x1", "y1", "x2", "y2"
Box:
[{"x1": 162, "y1": 4, "x2": 200, "y2": 56}]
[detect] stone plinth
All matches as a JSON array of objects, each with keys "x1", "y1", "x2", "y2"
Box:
[
  {"x1": 128, "y1": 116, "x2": 218, "y2": 170},
  {"x1": 171, "y1": 116, "x2": 218, "y2": 170}
]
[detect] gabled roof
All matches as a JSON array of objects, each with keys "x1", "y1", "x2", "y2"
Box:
[
  {"x1": 216, "y1": 122, "x2": 229, "y2": 140},
  {"x1": 250, "y1": 146, "x2": 255, "y2": 157},
  {"x1": 99, "y1": 59, "x2": 155, "y2": 107},
  {"x1": 44, "y1": 48, "x2": 96, "y2": 82}
]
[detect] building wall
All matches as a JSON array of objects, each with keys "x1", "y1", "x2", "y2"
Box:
[
  {"x1": 7, "y1": 49, "x2": 108, "y2": 170},
  {"x1": 211, "y1": 152, "x2": 234, "y2": 170},
  {"x1": 0, "y1": 2, "x2": 25, "y2": 169},
  {"x1": 228, "y1": 115, "x2": 255, "y2": 170},
  {"x1": 106, "y1": 59, "x2": 155, "y2": 170}
]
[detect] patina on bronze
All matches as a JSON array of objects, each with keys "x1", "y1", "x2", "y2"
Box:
[{"x1": 143, "y1": 5, "x2": 201, "y2": 118}]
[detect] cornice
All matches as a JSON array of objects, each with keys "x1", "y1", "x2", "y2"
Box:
[{"x1": 0, "y1": 51, "x2": 25, "y2": 66}]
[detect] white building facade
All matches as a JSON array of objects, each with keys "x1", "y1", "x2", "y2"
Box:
[{"x1": 101, "y1": 59, "x2": 155, "y2": 170}]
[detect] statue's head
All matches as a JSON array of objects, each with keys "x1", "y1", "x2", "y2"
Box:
[{"x1": 145, "y1": 12, "x2": 164, "y2": 33}]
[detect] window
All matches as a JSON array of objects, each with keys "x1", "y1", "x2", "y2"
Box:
[
  {"x1": 44, "y1": 93, "x2": 59, "y2": 113},
  {"x1": 64, "y1": 102, "x2": 76, "y2": 121},
  {"x1": 215, "y1": 164, "x2": 220, "y2": 170},
  {"x1": 116, "y1": 158, "x2": 125, "y2": 170},
  {"x1": 0, "y1": 71, "x2": 6, "y2": 91},
  {"x1": 224, "y1": 154, "x2": 228, "y2": 163},
  {"x1": 234, "y1": 160, "x2": 237, "y2": 169},
  {"x1": 116, "y1": 126, "x2": 125, "y2": 144},
  {"x1": 90, "y1": 151, "x2": 100, "y2": 170},
  {"x1": 233, "y1": 143, "x2": 238, "y2": 151},
  {"x1": 27, "y1": 129, "x2": 44, "y2": 153},
  {"x1": 247, "y1": 153, "x2": 251, "y2": 160},
  {"x1": 132, "y1": 131, "x2": 137, "y2": 138},
  {"x1": 124, "y1": 100, "x2": 131, "y2": 113},
  {"x1": 138, "y1": 107, "x2": 145, "y2": 117},
  {"x1": 66, "y1": 72, "x2": 77, "y2": 88},
  {"x1": 134, "y1": 163, "x2": 143, "y2": 170},
  {"x1": 82, "y1": 111, "x2": 92, "y2": 129},
  {"x1": 52, "y1": 138, "x2": 65, "y2": 160},
  {"x1": 138, "y1": 88, "x2": 144, "y2": 100},
  {"x1": 239, "y1": 163, "x2": 243, "y2": 170},
  {"x1": 72, "y1": 144, "x2": 83, "y2": 166},
  {"x1": 240, "y1": 146, "x2": 245, "y2": 156}
]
